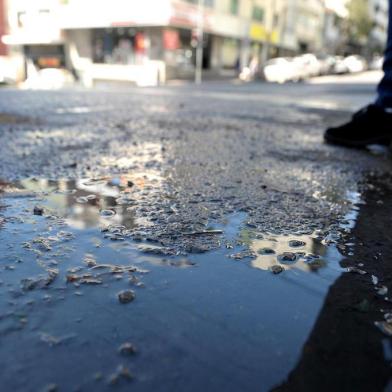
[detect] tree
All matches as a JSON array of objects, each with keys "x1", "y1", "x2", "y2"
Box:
[{"x1": 346, "y1": 0, "x2": 373, "y2": 46}]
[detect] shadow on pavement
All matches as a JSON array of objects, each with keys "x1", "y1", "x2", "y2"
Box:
[{"x1": 273, "y1": 173, "x2": 392, "y2": 392}]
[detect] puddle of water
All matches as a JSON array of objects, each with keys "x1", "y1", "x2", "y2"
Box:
[{"x1": 0, "y1": 180, "x2": 363, "y2": 391}]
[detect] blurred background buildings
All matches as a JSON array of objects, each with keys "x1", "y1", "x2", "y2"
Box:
[{"x1": 0, "y1": 0, "x2": 389, "y2": 86}]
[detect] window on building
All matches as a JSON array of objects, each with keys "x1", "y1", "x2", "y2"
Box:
[
  {"x1": 17, "y1": 11, "x2": 26, "y2": 28},
  {"x1": 273, "y1": 13, "x2": 279, "y2": 27},
  {"x1": 230, "y1": 0, "x2": 239, "y2": 15},
  {"x1": 252, "y1": 6, "x2": 264, "y2": 22}
]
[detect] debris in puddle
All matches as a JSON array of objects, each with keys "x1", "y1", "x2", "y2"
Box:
[
  {"x1": 4, "y1": 265, "x2": 15, "y2": 270},
  {"x1": 56, "y1": 231, "x2": 74, "y2": 241},
  {"x1": 185, "y1": 244, "x2": 211, "y2": 254},
  {"x1": 84, "y1": 254, "x2": 97, "y2": 267},
  {"x1": 21, "y1": 268, "x2": 58, "y2": 291},
  {"x1": 372, "y1": 275, "x2": 379, "y2": 285},
  {"x1": 128, "y1": 276, "x2": 145, "y2": 287},
  {"x1": 100, "y1": 209, "x2": 116, "y2": 218},
  {"x1": 83, "y1": 178, "x2": 108, "y2": 186},
  {"x1": 305, "y1": 258, "x2": 326, "y2": 270},
  {"x1": 39, "y1": 332, "x2": 76, "y2": 346},
  {"x1": 277, "y1": 252, "x2": 297, "y2": 264},
  {"x1": 182, "y1": 230, "x2": 223, "y2": 236},
  {"x1": 30, "y1": 237, "x2": 52, "y2": 252},
  {"x1": 377, "y1": 286, "x2": 388, "y2": 296},
  {"x1": 270, "y1": 265, "x2": 284, "y2": 274},
  {"x1": 167, "y1": 258, "x2": 196, "y2": 268},
  {"x1": 66, "y1": 273, "x2": 103, "y2": 285},
  {"x1": 118, "y1": 342, "x2": 137, "y2": 356},
  {"x1": 346, "y1": 266, "x2": 367, "y2": 275},
  {"x1": 90, "y1": 264, "x2": 146, "y2": 274},
  {"x1": 384, "y1": 312, "x2": 392, "y2": 323},
  {"x1": 108, "y1": 364, "x2": 133, "y2": 385},
  {"x1": 76, "y1": 196, "x2": 89, "y2": 204},
  {"x1": 67, "y1": 266, "x2": 83, "y2": 274},
  {"x1": 138, "y1": 244, "x2": 175, "y2": 256},
  {"x1": 118, "y1": 290, "x2": 135, "y2": 304},
  {"x1": 104, "y1": 233, "x2": 125, "y2": 241},
  {"x1": 257, "y1": 248, "x2": 275, "y2": 255},
  {"x1": 115, "y1": 197, "x2": 135, "y2": 206},
  {"x1": 79, "y1": 277, "x2": 103, "y2": 285},
  {"x1": 33, "y1": 206, "x2": 44, "y2": 216},
  {"x1": 228, "y1": 250, "x2": 257, "y2": 260},
  {"x1": 288, "y1": 240, "x2": 306, "y2": 248}
]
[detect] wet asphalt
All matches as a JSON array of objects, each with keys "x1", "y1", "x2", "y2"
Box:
[{"x1": 0, "y1": 73, "x2": 392, "y2": 391}]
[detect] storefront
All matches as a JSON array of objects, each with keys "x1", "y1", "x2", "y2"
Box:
[{"x1": 92, "y1": 27, "x2": 155, "y2": 65}]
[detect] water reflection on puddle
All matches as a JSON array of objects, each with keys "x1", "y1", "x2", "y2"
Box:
[
  {"x1": 250, "y1": 233, "x2": 328, "y2": 273},
  {"x1": 16, "y1": 175, "x2": 162, "y2": 230}
]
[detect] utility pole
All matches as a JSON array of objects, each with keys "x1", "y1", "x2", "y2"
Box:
[
  {"x1": 195, "y1": 0, "x2": 204, "y2": 84},
  {"x1": 261, "y1": 0, "x2": 277, "y2": 65}
]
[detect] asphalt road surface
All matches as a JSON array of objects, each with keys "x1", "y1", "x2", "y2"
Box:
[{"x1": 0, "y1": 72, "x2": 391, "y2": 392}]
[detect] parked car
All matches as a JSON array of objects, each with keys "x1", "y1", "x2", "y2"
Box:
[
  {"x1": 294, "y1": 54, "x2": 322, "y2": 78},
  {"x1": 263, "y1": 57, "x2": 300, "y2": 83},
  {"x1": 343, "y1": 55, "x2": 367, "y2": 73},
  {"x1": 316, "y1": 54, "x2": 336, "y2": 75},
  {"x1": 369, "y1": 55, "x2": 384, "y2": 70},
  {"x1": 332, "y1": 56, "x2": 349, "y2": 74}
]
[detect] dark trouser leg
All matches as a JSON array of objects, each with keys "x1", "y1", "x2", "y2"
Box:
[{"x1": 377, "y1": 0, "x2": 392, "y2": 108}]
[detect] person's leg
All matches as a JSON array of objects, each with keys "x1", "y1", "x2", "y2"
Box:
[
  {"x1": 324, "y1": 0, "x2": 392, "y2": 148},
  {"x1": 376, "y1": 0, "x2": 392, "y2": 109}
]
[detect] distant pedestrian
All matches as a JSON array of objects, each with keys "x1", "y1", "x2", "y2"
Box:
[{"x1": 324, "y1": 0, "x2": 392, "y2": 148}]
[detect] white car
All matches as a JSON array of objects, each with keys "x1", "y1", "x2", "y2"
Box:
[
  {"x1": 294, "y1": 54, "x2": 322, "y2": 78},
  {"x1": 263, "y1": 57, "x2": 301, "y2": 84},
  {"x1": 369, "y1": 55, "x2": 383, "y2": 70},
  {"x1": 332, "y1": 56, "x2": 348, "y2": 74},
  {"x1": 343, "y1": 55, "x2": 367, "y2": 73}
]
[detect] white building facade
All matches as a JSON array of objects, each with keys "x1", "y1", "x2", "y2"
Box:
[{"x1": 2, "y1": 0, "x2": 336, "y2": 84}]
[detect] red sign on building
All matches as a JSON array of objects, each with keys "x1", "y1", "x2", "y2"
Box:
[
  {"x1": 0, "y1": 0, "x2": 8, "y2": 55},
  {"x1": 163, "y1": 29, "x2": 180, "y2": 50}
]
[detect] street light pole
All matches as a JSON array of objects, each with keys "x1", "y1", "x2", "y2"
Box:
[
  {"x1": 261, "y1": 0, "x2": 277, "y2": 65},
  {"x1": 195, "y1": 0, "x2": 204, "y2": 84}
]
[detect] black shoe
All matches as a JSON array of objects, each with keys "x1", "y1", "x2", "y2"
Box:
[{"x1": 324, "y1": 105, "x2": 392, "y2": 148}]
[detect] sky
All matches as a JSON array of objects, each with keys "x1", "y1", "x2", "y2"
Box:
[{"x1": 324, "y1": 0, "x2": 349, "y2": 18}]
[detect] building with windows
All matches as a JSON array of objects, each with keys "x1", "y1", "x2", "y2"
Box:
[
  {"x1": 369, "y1": 0, "x2": 389, "y2": 52},
  {"x1": 1, "y1": 0, "x2": 343, "y2": 85},
  {"x1": 322, "y1": 0, "x2": 389, "y2": 56},
  {"x1": 322, "y1": 0, "x2": 348, "y2": 54},
  {"x1": 3, "y1": 0, "x2": 288, "y2": 84}
]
